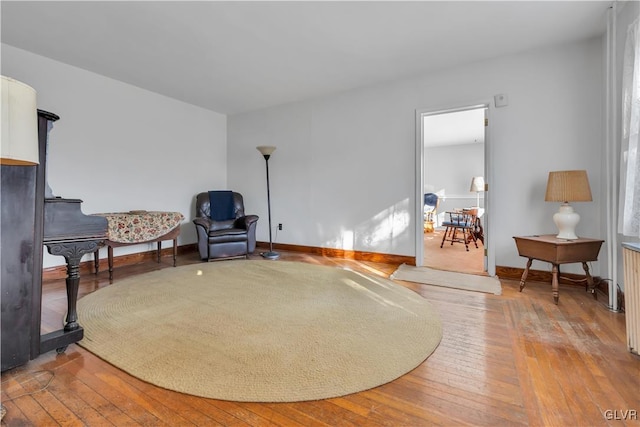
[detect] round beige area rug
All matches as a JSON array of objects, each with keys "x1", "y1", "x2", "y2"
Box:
[{"x1": 77, "y1": 260, "x2": 442, "y2": 402}]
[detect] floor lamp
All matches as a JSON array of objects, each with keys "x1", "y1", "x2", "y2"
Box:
[{"x1": 257, "y1": 146, "x2": 280, "y2": 260}]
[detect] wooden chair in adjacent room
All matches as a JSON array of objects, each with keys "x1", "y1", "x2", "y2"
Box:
[{"x1": 440, "y1": 208, "x2": 479, "y2": 251}]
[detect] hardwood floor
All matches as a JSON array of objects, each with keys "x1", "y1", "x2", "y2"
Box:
[{"x1": 2, "y1": 250, "x2": 639, "y2": 426}]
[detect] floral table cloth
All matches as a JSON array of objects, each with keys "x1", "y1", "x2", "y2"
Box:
[{"x1": 92, "y1": 211, "x2": 184, "y2": 244}]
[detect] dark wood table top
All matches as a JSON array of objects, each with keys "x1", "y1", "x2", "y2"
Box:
[{"x1": 513, "y1": 235, "x2": 604, "y2": 264}]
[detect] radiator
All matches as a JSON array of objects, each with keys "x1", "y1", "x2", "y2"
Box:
[{"x1": 623, "y1": 244, "x2": 640, "y2": 355}]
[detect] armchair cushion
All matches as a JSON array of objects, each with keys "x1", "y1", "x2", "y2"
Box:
[
  {"x1": 208, "y1": 191, "x2": 236, "y2": 221},
  {"x1": 208, "y1": 218, "x2": 236, "y2": 232}
]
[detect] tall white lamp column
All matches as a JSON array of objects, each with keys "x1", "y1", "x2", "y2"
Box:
[{"x1": 257, "y1": 146, "x2": 279, "y2": 260}]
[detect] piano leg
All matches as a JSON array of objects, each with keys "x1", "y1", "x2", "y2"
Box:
[
  {"x1": 63, "y1": 258, "x2": 81, "y2": 331},
  {"x1": 41, "y1": 240, "x2": 102, "y2": 354}
]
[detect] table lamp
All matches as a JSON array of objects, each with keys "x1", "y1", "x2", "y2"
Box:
[
  {"x1": 544, "y1": 170, "x2": 592, "y2": 240},
  {"x1": 469, "y1": 176, "x2": 484, "y2": 207}
]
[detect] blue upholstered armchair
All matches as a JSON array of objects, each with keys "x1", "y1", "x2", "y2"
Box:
[
  {"x1": 193, "y1": 191, "x2": 258, "y2": 261},
  {"x1": 423, "y1": 193, "x2": 439, "y2": 231}
]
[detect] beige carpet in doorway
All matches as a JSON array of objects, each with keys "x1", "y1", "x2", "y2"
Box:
[
  {"x1": 390, "y1": 264, "x2": 502, "y2": 295},
  {"x1": 76, "y1": 260, "x2": 442, "y2": 402}
]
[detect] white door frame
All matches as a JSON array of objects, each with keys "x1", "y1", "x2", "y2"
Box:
[{"x1": 414, "y1": 102, "x2": 496, "y2": 276}]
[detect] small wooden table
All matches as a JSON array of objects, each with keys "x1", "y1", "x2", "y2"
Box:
[
  {"x1": 92, "y1": 211, "x2": 184, "y2": 280},
  {"x1": 513, "y1": 235, "x2": 604, "y2": 304}
]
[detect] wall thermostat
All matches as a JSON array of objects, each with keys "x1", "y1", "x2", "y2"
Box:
[{"x1": 494, "y1": 94, "x2": 508, "y2": 107}]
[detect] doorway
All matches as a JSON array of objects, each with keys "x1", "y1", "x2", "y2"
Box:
[{"x1": 415, "y1": 104, "x2": 494, "y2": 276}]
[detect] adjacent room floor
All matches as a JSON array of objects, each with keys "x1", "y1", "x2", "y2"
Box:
[{"x1": 424, "y1": 228, "x2": 485, "y2": 276}]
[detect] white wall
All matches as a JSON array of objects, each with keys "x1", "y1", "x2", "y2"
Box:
[
  {"x1": 228, "y1": 37, "x2": 605, "y2": 275},
  {"x1": 425, "y1": 143, "x2": 485, "y2": 199},
  {"x1": 3, "y1": 37, "x2": 605, "y2": 274},
  {"x1": 424, "y1": 143, "x2": 485, "y2": 225},
  {"x1": 2, "y1": 44, "x2": 227, "y2": 268}
]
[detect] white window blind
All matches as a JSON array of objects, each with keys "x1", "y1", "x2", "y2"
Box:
[{"x1": 621, "y1": 17, "x2": 640, "y2": 238}]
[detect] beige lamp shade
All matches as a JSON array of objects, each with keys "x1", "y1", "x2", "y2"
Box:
[
  {"x1": 544, "y1": 170, "x2": 592, "y2": 203},
  {"x1": 0, "y1": 76, "x2": 39, "y2": 166},
  {"x1": 256, "y1": 145, "x2": 276, "y2": 156},
  {"x1": 469, "y1": 176, "x2": 485, "y2": 192},
  {"x1": 469, "y1": 176, "x2": 485, "y2": 208},
  {"x1": 1, "y1": 76, "x2": 39, "y2": 165}
]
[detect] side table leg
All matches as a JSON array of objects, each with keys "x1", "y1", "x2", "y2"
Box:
[
  {"x1": 552, "y1": 264, "x2": 559, "y2": 304},
  {"x1": 519, "y1": 258, "x2": 533, "y2": 292},
  {"x1": 93, "y1": 250, "x2": 99, "y2": 274},
  {"x1": 173, "y1": 238, "x2": 177, "y2": 267},
  {"x1": 582, "y1": 262, "x2": 597, "y2": 300},
  {"x1": 108, "y1": 245, "x2": 114, "y2": 281}
]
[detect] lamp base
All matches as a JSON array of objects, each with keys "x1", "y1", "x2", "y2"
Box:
[
  {"x1": 553, "y1": 203, "x2": 580, "y2": 240},
  {"x1": 261, "y1": 251, "x2": 280, "y2": 260}
]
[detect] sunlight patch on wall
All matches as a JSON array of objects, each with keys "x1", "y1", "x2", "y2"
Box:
[
  {"x1": 342, "y1": 230, "x2": 354, "y2": 251},
  {"x1": 320, "y1": 199, "x2": 411, "y2": 254},
  {"x1": 323, "y1": 227, "x2": 355, "y2": 251},
  {"x1": 356, "y1": 199, "x2": 410, "y2": 253}
]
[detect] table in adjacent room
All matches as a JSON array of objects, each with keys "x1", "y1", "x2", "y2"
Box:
[{"x1": 513, "y1": 234, "x2": 604, "y2": 304}]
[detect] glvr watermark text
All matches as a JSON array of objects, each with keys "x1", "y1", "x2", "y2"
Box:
[{"x1": 604, "y1": 409, "x2": 638, "y2": 421}]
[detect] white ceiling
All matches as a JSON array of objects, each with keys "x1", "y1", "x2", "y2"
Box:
[{"x1": 1, "y1": 1, "x2": 610, "y2": 115}]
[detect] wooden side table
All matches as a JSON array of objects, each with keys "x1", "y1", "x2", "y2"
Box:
[{"x1": 513, "y1": 235, "x2": 604, "y2": 304}]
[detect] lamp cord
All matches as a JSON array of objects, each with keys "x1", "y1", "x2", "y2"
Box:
[
  {"x1": 551, "y1": 261, "x2": 623, "y2": 312},
  {"x1": 1, "y1": 369, "x2": 55, "y2": 403}
]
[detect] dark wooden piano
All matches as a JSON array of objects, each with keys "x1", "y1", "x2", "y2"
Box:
[
  {"x1": 31, "y1": 112, "x2": 108, "y2": 362},
  {"x1": 2, "y1": 109, "x2": 107, "y2": 371}
]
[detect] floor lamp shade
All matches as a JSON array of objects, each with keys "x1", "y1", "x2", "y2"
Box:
[
  {"x1": 1, "y1": 76, "x2": 39, "y2": 165},
  {"x1": 257, "y1": 145, "x2": 276, "y2": 158},
  {"x1": 545, "y1": 170, "x2": 592, "y2": 240},
  {"x1": 257, "y1": 145, "x2": 279, "y2": 260}
]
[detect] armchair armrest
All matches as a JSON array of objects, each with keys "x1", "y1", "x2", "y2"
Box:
[
  {"x1": 235, "y1": 214, "x2": 259, "y2": 230},
  {"x1": 193, "y1": 217, "x2": 212, "y2": 230}
]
